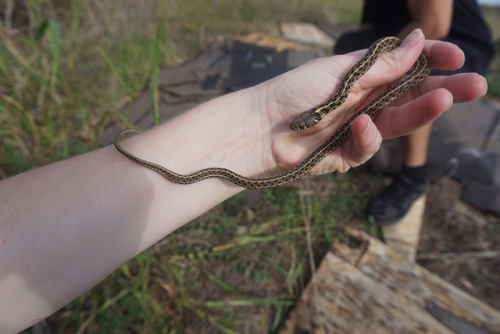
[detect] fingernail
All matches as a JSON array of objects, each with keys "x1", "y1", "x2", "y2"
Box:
[
  {"x1": 402, "y1": 28, "x2": 423, "y2": 47},
  {"x1": 362, "y1": 118, "x2": 374, "y2": 136},
  {"x1": 482, "y1": 77, "x2": 488, "y2": 97}
]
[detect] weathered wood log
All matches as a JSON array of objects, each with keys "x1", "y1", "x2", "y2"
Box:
[{"x1": 279, "y1": 228, "x2": 500, "y2": 334}]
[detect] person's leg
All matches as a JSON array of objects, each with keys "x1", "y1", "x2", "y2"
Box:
[
  {"x1": 400, "y1": 124, "x2": 431, "y2": 168},
  {"x1": 367, "y1": 39, "x2": 492, "y2": 226},
  {"x1": 366, "y1": 125, "x2": 430, "y2": 226}
]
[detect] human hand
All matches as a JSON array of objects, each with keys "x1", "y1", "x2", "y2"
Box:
[{"x1": 254, "y1": 29, "x2": 487, "y2": 175}]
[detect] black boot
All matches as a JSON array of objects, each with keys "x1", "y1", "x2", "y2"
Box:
[{"x1": 367, "y1": 165, "x2": 427, "y2": 226}]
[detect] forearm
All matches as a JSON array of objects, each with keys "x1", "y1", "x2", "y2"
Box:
[{"x1": 0, "y1": 86, "x2": 267, "y2": 332}]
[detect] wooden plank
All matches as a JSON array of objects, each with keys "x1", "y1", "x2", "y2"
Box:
[
  {"x1": 279, "y1": 22, "x2": 334, "y2": 48},
  {"x1": 233, "y1": 31, "x2": 307, "y2": 52},
  {"x1": 279, "y1": 228, "x2": 500, "y2": 334},
  {"x1": 382, "y1": 194, "x2": 426, "y2": 262}
]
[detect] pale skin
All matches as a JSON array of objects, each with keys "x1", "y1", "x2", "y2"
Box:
[{"x1": 0, "y1": 30, "x2": 488, "y2": 332}]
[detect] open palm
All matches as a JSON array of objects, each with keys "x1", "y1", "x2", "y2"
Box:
[{"x1": 256, "y1": 30, "x2": 486, "y2": 175}]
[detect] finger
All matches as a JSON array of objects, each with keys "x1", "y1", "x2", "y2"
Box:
[
  {"x1": 357, "y1": 33, "x2": 469, "y2": 93},
  {"x1": 374, "y1": 88, "x2": 453, "y2": 139},
  {"x1": 423, "y1": 40, "x2": 465, "y2": 72},
  {"x1": 314, "y1": 115, "x2": 382, "y2": 173},
  {"x1": 418, "y1": 73, "x2": 487, "y2": 103},
  {"x1": 344, "y1": 114, "x2": 382, "y2": 168},
  {"x1": 389, "y1": 72, "x2": 487, "y2": 110},
  {"x1": 306, "y1": 114, "x2": 382, "y2": 174},
  {"x1": 357, "y1": 29, "x2": 426, "y2": 89}
]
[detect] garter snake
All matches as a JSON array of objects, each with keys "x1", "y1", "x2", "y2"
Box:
[{"x1": 114, "y1": 36, "x2": 431, "y2": 189}]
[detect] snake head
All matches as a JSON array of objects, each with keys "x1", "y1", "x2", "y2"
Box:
[{"x1": 289, "y1": 110, "x2": 322, "y2": 131}]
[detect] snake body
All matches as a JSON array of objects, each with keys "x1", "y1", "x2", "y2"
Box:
[{"x1": 114, "y1": 37, "x2": 430, "y2": 189}]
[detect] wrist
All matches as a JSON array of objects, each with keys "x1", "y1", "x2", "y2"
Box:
[
  {"x1": 122, "y1": 85, "x2": 275, "y2": 186},
  {"x1": 197, "y1": 86, "x2": 276, "y2": 178}
]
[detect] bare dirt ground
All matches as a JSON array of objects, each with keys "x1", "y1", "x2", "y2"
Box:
[{"x1": 417, "y1": 177, "x2": 500, "y2": 310}]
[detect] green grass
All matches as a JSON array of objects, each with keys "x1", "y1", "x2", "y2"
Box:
[
  {"x1": 4, "y1": 0, "x2": 500, "y2": 332},
  {"x1": 0, "y1": 0, "x2": 362, "y2": 178}
]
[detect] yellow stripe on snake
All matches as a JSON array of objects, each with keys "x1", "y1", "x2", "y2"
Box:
[{"x1": 114, "y1": 37, "x2": 431, "y2": 188}]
